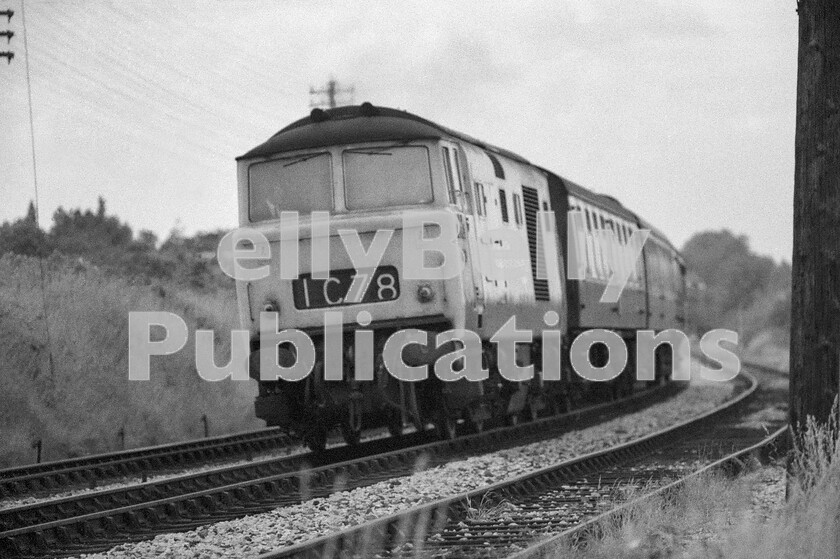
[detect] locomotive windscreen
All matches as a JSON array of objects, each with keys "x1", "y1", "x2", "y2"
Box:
[
  {"x1": 343, "y1": 146, "x2": 433, "y2": 210},
  {"x1": 248, "y1": 152, "x2": 333, "y2": 221}
]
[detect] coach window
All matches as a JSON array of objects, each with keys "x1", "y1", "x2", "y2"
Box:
[
  {"x1": 584, "y1": 207, "x2": 598, "y2": 279},
  {"x1": 645, "y1": 247, "x2": 659, "y2": 295},
  {"x1": 633, "y1": 227, "x2": 644, "y2": 283},
  {"x1": 665, "y1": 252, "x2": 675, "y2": 299},
  {"x1": 541, "y1": 201, "x2": 552, "y2": 232},
  {"x1": 616, "y1": 223, "x2": 628, "y2": 282},
  {"x1": 605, "y1": 216, "x2": 616, "y2": 276},
  {"x1": 665, "y1": 252, "x2": 674, "y2": 299},
  {"x1": 248, "y1": 152, "x2": 333, "y2": 221},
  {"x1": 669, "y1": 255, "x2": 680, "y2": 300},
  {"x1": 658, "y1": 249, "x2": 670, "y2": 298},
  {"x1": 592, "y1": 209, "x2": 606, "y2": 279},
  {"x1": 499, "y1": 188, "x2": 509, "y2": 223}
]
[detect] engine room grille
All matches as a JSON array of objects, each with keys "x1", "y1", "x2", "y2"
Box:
[{"x1": 522, "y1": 185, "x2": 550, "y2": 301}]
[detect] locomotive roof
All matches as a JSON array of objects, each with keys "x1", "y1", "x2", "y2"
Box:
[
  {"x1": 238, "y1": 103, "x2": 682, "y2": 260},
  {"x1": 237, "y1": 104, "x2": 530, "y2": 163}
]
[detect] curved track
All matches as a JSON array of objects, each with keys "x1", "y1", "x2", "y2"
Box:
[
  {"x1": 260, "y1": 367, "x2": 785, "y2": 558},
  {"x1": 508, "y1": 424, "x2": 788, "y2": 559},
  {"x1": 0, "y1": 383, "x2": 680, "y2": 558}
]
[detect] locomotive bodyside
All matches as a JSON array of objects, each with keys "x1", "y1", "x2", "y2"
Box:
[{"x1": 234, "y1": 104, "x2": 686, "y2": 449}]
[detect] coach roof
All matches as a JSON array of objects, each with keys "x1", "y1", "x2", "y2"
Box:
[{"x1": 237, "y1": 103, "x2": 530, "y2": 164}]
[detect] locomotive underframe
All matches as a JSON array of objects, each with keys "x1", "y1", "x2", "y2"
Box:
[{"x1": 250, "y1": 322, "x2": 674, "y2": 450}]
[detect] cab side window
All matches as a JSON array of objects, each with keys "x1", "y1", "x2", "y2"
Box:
[
  {"x1": 442, "y1": 147, "x2": 455, "y2": 203},
  {"x1": 512, "y1": 193, "x2": 523, "y2": 226}
]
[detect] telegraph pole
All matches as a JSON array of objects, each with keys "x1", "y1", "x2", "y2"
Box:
[
  {"x1": 309, "y1": 78, "x2": 355, "y2": 109},
  {"x1": 789, "y1": 0, "x2": 840, "y2": 433}
]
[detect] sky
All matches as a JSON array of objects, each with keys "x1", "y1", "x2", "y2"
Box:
[{"x1": 0, "y1": 0, "x2": 797, "y2": 261}]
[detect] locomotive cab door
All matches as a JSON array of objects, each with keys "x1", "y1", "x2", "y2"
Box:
[{"x1": 442, "y1": 142, "x2": 485, "y2": 319}]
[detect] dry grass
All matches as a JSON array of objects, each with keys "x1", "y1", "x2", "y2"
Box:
[
  {"x1": 464, "y1": 491, "x2": 515, "y2": 521},
  {"x1": 542, "y1": 407, "x2": 840, "y2": 559},
  {"x1": 0, "y1": 254, "x2": 260, "y2": 468}
]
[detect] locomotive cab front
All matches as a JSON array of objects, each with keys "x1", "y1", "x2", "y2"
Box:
[{"x1": 236, "y1": 125, "x2": 479, "y2": 448}]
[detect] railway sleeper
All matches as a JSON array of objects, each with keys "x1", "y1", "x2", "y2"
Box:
[
  {"x1": 0, "y1": 535, "x2": 26, "y2": 558},
  {"x1": 198, "y1": 494, "x2": 221, "y2": 513}
]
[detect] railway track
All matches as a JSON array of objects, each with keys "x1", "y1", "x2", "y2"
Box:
[
  {"x1": 0, "y1": 428, "x2": 295, "y2": 500},
  {"x1": 508, "y1": 424, "x2": 788, "y2": 559},
  {"x1": 0, "y1": 382, "x2": 680, "y2": 558},
  {"x1": 261, "y1": 366, "x2": 786, "y2": 558}
]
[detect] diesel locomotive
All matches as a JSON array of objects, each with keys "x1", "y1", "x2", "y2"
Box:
[{"x1": 235, "y1": 103, "x2": 686, "y2": 450}]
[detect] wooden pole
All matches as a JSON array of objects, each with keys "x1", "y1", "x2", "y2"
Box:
[{"x1": 789, "y1": 0, "x2": 840, "y2": 433}]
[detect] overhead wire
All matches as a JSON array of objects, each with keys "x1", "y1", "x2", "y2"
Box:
[
  {"x1": 11, "y1": 1, "x2": 321, "y2": 248},
  {"x1": 27, "y1": 3, "x2": 281, "y2": 155},
  {"x1": 28, "y1": 14, "x2": 248, "y2": 155},
  {"x1": 20, "y1": 0, "x2": 56, "y2": 377},
  {"x1": 72, "y1": 2, "x2": 294, "y2": 129}
]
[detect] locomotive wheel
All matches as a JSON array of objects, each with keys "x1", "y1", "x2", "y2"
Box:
[
  {"x1": 470, "y1": 418, "x2": 485, "y2": 434},
  {"x1": 550, "y1": 392, "x2": 573, "y2": 415},
  {"x1": 305, "y1": 427, "x2": 328, "y2": 452},
  {"x1": 564, "y1": 393, "x2": 575, "y2": 413},
  {"x1": 342, "y1": 396, "x2": 363, "y2": 446},
  {"x1": 436, "y1": 409, "x2": 457, "y2": 440},
  {"x1": 386, "y1": 409, "x2": 403, "y2": 438},
  {"x1": 341, "y1": 422, "x2": 362, "y2": 446}
]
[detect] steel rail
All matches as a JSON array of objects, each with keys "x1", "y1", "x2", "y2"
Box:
[
  {"x1": 0, "y1": 383, "x2": 680, "y2": 558},
  {"x1": 0, "y1": 428, "x2": 294, "y2": 499},
  {"x1": 258, "y1": 372, "x2": 760, "y2": 559},
  {"x1": 0, "y1": 430, "x2": 431, "y2": 533},
  {"x1": 506, "y1": 423, "x2": 789, "y2": 559}
]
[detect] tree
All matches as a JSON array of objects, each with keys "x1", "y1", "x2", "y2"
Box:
[
  {"x1": 0, "y1": 201, "x2": 49, "y2": 257},
  {"x1": 49, "y1": 201, "x2": 133, "y2": 258},
  {"x1": 25, "y1": 201, "x2": 37, "y2": 223},
  {"x1": 789, "y1": 0, "x2": 840, "y2": 433},
  {"x1": 682, "y1": 230, "x2": 786, "y2": 339}
]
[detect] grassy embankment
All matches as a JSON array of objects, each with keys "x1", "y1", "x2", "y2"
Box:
[
  {"x1": 0, "y1": 254, "x2": 260, "y2": 468},
  {"x1": 543, "y1": 407, "x2": 839, "y2": 559}
]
